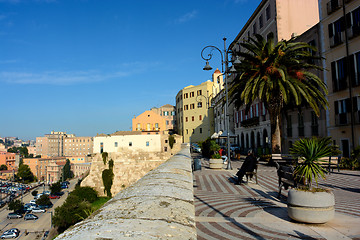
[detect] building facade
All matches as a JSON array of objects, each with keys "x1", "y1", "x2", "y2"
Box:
[
  {"x1": 36, "y1": 131, "x2": 93, "y2": 158},
  {"x1": 223, "y1": 0, "x2": 321, "y2": 153},
  {"x1": 319, "y1": 0, "x2": 360, "y2": 157},
  {"x1": 132, "y1": 110, "x2": 166, "y2": 134},
  {"x1": 176, "y1": 79, "x2": 218, "y2": 143},
  {"x1": 150, "y1": 104, "x2": 177, "y2": 133},
  {"x1": 93, "y1": 131, "x2": 162, "y2": 153}
]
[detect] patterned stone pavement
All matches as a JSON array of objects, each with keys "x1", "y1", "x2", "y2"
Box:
[{"x1": 193, "y1": 154, "x2": 360, "y2": 240}]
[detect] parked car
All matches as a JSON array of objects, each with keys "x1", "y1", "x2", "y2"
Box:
[
  {"x1": 191, "y1": 143, "x2": 202, "y2": 153},
  {"x1": 24, "y1": 213, "x2": 38, "y2": 220},
  {"x1": 42, "y1": 191, "x2": 51, "y2": 195},
  {"x1": 0, "y1": 231, "x2": 19, "y2": 239},
  {"x1": 31, "y1": 207, "x2": 46, "y2": 213},
  {"x1": 2, "y1": 229, "x2": 19, "y2": 235},
  {"x1": 49, "y1": 195, "x2": 60, "y2": 199},
  {"x1": 54, "y1": 192, "x2": 64, "y2": 196},
  {"x1": 29, "y1": 200, "x2": 36, "y2": 204},
  {"x1": 38, "y1": 203, "x2": 53, "y2": 209},
  {"x1": 7, "y1": 212, "x2": 22, "y2": 219}
]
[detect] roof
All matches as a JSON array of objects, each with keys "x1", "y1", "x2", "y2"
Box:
[{"x1": 111, "y1": 131, "x2": 142, "y2": 136}]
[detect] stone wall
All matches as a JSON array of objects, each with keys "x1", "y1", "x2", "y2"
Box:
[{"x1": 56, "y1": 145, "x2": 196, "y2": 240}]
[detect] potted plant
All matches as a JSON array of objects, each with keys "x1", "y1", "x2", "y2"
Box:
[{"x1": 288, "y1": 137, "x2": 335, "y2": 223}]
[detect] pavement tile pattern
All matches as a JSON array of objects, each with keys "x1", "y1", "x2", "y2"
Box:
[{"x1": 193, "y1": 154, "x2": 360, "y2": 240}]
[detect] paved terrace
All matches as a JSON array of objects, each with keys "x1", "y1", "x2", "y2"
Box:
[{"x1": 193, "y1": 152, "x2": 360, "y2": 240}]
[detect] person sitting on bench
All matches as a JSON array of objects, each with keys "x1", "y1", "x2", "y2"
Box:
[{"x1": 236, "y1": 150, "x2": 257, "y2": 184}]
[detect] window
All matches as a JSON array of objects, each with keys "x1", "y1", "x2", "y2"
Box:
[
  {"x1": 259, "y1": 14, "x2": 263, "y2": 28},
  {"x1": 350, "y1": 52, "x2": 360, "y2": 86},
  {"x1": 164, "y1": 111, "x2": 168, "y2": 116},
  {"x1": 335, "y1": 98, "x2": 351, "y2": 125},
  {"x1": 166, "y1": 120, "x2": 169, "y2": 125},
  {"x1": 266, "y1": 5, "x2": 271, "y2": 20},
  {"x1": 171, "y1": 111, "x2": 176, "y2": 116},
  {"x1": 190, "y1": 92, "x2": 194, "y2": 97},
  {"x1": 192, "y1": 129, "x2": 195, "y2": 133},
  {"x1": 184, "y1": 105, "x2": 189, "y2": 110},
  {"x1": 155, "y1": 123, "x2": 159, "y2": 129},
  {"x1": 146, "y1": 141, "x2": 149, "y2": 147},
  {"x1": 186, "y1": 129, "x2": 188, "y2": 134},
  {"x1": 311, "y1": 111, "x2": 319, "y2": 136},
  {"x1": 331, "y1": 58, "x2": 348, "y2": 91},
  {"x1": 147, "y1": 123, "x2": 151, "y2": 131},
  {"x1": 328, "y1": 17, "x2": 345, "y2": 47},
  {"x1": 186, "y1": 117, "x2": 188, "y2": 122},
  {"x1": 190, "y1": 103, "x2": 195, "y2": 109},
  {"x1": 298, "y1": 113, "x2": 304, "y2": 137},
  {"x1": 199, "y1": 115, "x2": 202, "y2": 120},
  {"x1": 198, "y1": 102, "x2": 202, "y2": 108},
  {"x1": 137, "y1": 123, "x2": 141, "y2": 130},
  {"x1": 184, "y1": 93, "x2": 188, "y2": 99},
  {"x1": 115, "y1": 142, "x2": 118, "y2": 147},
  {"x1": 200, "y1": 128, "x2": 202, "y2": 134},
  {"x1": 197, "y1": 90, "x2": 202, "y2": 96},
  {"x1": 192, "y1": 116, "x2": 194, "y2": 121},
  {"x1": 287, "y1": 116, "x2": 292, "y2": 137},
  {"x1": 253, "y1": 23, "x2": 257, "y2": 35}
]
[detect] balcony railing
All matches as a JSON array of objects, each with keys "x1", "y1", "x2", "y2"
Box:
[
  {"x1": 335, "y1": 113, "x2": 349, "y2": 126},
  {"x1": 240, "y1": 116, "x2": 259, "y2": 128},
  {"x1": 311, "y1": 125, "x2": 319, "y2": 136},
  {"x1": 327, "y1": 0, "x2": 342, "y2": 15},
  {"x1": 330, "y1": 31, "x2": 344, "y2": 47}
]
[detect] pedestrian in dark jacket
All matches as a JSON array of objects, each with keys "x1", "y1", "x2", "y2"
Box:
[{"x1": 236, "y1": 150, "x2": 257, "y2": 184}]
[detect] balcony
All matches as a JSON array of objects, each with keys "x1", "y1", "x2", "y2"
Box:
[
  {"x1": 335, "y1": 113, "x2": 349, "y2": 126},
  {"x1": 240, "y1": 116, "x2": 259, "y2": 128},
  {"x1": 330, "y1": 32, "x2": 344, "y2": 47},
  {"x1": 327, "y1": 0, "x2": 342, "y2": 15},
  {"x1": 348, "y1": 25, "x2": 360, "y2": 39},
  {"x1": 311, "y1": 125, "x2": 319, "y2": 136}
]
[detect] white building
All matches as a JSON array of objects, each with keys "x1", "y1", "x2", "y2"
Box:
[{"x1": 93, "y1": 131, "x2": 162, "y2": 153}]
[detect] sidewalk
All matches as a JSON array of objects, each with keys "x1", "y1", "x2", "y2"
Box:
[{"x1": 192, "y1": 153, "x2": 360, "y2": 240}]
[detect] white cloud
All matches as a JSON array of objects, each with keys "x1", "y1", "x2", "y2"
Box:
[
  {"x1": 175, "y1": 10, "x2": 197, "y2": 24},
  {"x1": 0, "y1": 70, "x2": 130, "y2": 85}
]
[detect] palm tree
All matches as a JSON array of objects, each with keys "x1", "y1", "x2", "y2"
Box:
[{"x1": 229, "y1": 33, "x2": 328, "y2": 153}]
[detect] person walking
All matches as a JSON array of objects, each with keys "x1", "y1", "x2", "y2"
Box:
[{"x1": 236, "y1": 150, "x2": 257, "y2": 184}]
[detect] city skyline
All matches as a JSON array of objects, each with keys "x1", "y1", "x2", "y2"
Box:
[{"x1": 0, "y1": 0, "x2": 261, "y2": 140}]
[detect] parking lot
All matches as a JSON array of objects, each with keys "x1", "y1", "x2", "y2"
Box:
[{"x1": 0, "y1": 180, "x2": 76, "y2": 239}]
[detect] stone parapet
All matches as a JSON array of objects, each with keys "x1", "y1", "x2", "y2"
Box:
[{"x1": 56, "y1": 144, "x2": 196, "y2": 240}]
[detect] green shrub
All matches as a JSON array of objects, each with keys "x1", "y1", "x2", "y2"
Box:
[
  {"x1": 340, "y1": 157, "x2": 360, "y2": 170},
  {"x1": 102, "y1": 152, "x2": 108, "y2": 165},
  {"x1": 211, "y1": 152, "x2": 221, "y2": 159},
  {"x1": 201, "y1": 138, "x2": 221, "y2": 158},
  {"x1": 71, "y1": 186, "x2": 98, "y2": 203},
  {"x1": 169, "y1": 135, "x2": 175, "y2": 149},
  {"x1": 36, "y1": 194, "x2": 52, "y2": 206},
  {"x1": 102, "y1": 169, "x2": 114, "y2": 197}
]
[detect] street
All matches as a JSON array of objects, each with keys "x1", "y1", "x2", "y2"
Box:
[{"x1": 0, "y1": 179, "x2": 77, "y2": 239}]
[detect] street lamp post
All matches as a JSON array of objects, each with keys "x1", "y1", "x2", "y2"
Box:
[{"x1": 201, "y1": 38, "x2": 238, "y2": 170}]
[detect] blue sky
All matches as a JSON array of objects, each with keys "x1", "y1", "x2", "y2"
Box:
[{"x1": 0, "y1": 0, "x2": 261, "y2": 140}]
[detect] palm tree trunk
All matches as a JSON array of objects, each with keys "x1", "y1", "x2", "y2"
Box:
[
  {"x1": 270, "y1": 113, "x2": 282, "y2": 154},
  {"x1": 268, "y1": 97, "x2": 282, "y2": 154}
]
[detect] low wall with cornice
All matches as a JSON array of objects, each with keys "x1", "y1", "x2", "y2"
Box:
[{"x1": 56, "y1": 144, "x2": 196, "y2": 240}]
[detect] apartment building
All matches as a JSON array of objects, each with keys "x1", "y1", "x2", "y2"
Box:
[
  {"x1": 319, "y1": 0, "x2": 360, "y2": 157},
  {"x1": 282, "y1": 24, "x2": 328, "y2": 153},
  {"x1": 0, "y1": 151, "x2": 19, "y2": 171},
  {"x1": 23, "y1": 156, "x2": 67, "y2": 181},
  {"x1": 225, "y1": 0, "x2": 320, "y2": 153},
  {"x1": 150, "y1": 104, "x2": 177, "y2": 133},
  {"x1": 176, "y1": 79, "x2": 217, "y2": 143},
  {"x1": 36, "y1": 131, "x2": 93, "y2": 157},
  {"x1": 132, "y1": 110, "x2": 166, "y2": 134}
]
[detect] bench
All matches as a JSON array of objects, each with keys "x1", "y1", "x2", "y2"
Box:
[
  {"x1": 271, "y1": 154, "x2": 297, "y2": 166},
  {"x1": 275, "y1": 162, "x2": 303, "y2": 198},
  {"x1": 318, "y1": 156, "x2": 340, "y2": 173}
]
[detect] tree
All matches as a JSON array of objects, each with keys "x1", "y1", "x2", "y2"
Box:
[
  {"x1": 50, "y1": 182, "x2": 62, "y2": 195},
  {"x1": 36, "y1": 194, "x2": 52, "y2": 206},
  {"x1": 0, "y1": 164, "x2": 7, "y2": 171},
  {"x1": 52, "y1": 194, "x2": 91, "y2": 233},
  {"x1": 31, "y1": 190, "x2": 38, "y2": 197},
  {"x1": 62, "y1": 159, "x2": 72, "y2": 181},
  {"x1": 71, "y1": 186, "x2": 98, "y2": 203},
  {"x1": 229, "y1": 33, "x2": 328, "y2": 153},
  {"x1": 8, "y1": 146, "x2": 28, "y2": 158},
  {"x1": 17, "y1": 164, "x2": 35, "y2": 183},
  {"x1": 8, "y1": 199, "x2": 23, "y2": 212}
]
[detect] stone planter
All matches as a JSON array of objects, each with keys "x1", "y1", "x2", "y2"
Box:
[
  {"x1": 209, "y1": 159, "x2": 223, "y2": 169},
  {"x1": 287, "y1": 189, "x2": 335, "y2": 224}
]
